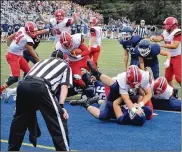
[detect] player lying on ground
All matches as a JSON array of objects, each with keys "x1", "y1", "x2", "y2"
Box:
[
  {"x1": 135, "y1": 39, "x2": 171, "y2": 79},
  {"x1": 151, "y1": 77, "x2": 181, "y2": 111},
  {"x1": 70, "y1": 62, "x2": 153, "y2": 126}
]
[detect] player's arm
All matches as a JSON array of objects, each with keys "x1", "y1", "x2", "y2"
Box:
[
  {"x1": 71, "y1": 12, "x2": 79, "y2": 24},
  {"x1": 150, "y1": 35, "x2": 164, "y2": 42},
  {"x1": 25, "y1": 43, "x2": 40, "y2": 63},
  {"x1": 7, "y1": 33, "x2": 16, "y2": 46},
  {"x1": 39, "y1": 14, "x2": 50, "y2": 24},
  {"x1": 88, "y1": 28, "x2": 96, "y2": 51},
  {"x1": 79, "y1": 43, "x2": 90, "y2": 56},
  {"x1": 139, "y1": 56, "x2": 145, "y2": 70},
  {"x1": 123, "y1": 49, "x2": 129, "y2": 71},
  {"x1": 160, "y1": 34, "x2": 181, "y2": 49},
  {"x1": 113, "y1": 97, "x2": 124, "y2": 118},
  {"x1": 138, "y1": 87, "x2": 152, "y2": 106},
  {"x1": 36, "y1": 29, "x2": 49, "y2": 35},
  {"x1": 160, "y1": 50, "x2": 171, "y2": 60}
]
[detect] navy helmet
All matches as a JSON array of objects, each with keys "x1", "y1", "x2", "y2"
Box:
[
  {"x1": 138, "y1": 39, "x2": 151, "y2": 57},
  {"x1": 120, "y1": 26, "x2": 133, "y2": 41}
]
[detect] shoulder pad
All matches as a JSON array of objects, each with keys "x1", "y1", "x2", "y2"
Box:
[{"x1": 151, "y1": 43, "x2": 160, "y2": 55}]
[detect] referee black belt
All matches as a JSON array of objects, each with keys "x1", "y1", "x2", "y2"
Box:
[{"x1": 25, "y1": 76, "x2": 51, "y2": 88}]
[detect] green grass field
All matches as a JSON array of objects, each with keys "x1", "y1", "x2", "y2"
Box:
[{"x1": 0, "y1": 39, "x2": 180, "y2": 90}]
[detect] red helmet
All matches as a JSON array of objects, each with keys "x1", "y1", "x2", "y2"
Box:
[
  {"x1": 126, "y1": 65, "x2": 142, "y2": 88},
  {"x1": 153, "y1": 77, "x2": 168, "y2": 95},
  {"x1": 60, "y1": 32, "x2": 73, "y2": 49},
  {"x1": 25, "y1": 21, "x2": 38, "y2": 38},
  {"x1": 163, "y1": 17, "x2": 178, "y2": 32},
  {"x1": 89, "y1": 17, "x2": 98, "y2": 26},
  {"x1": 54, "y1": 9, "x2": 65, "y2": 22}
]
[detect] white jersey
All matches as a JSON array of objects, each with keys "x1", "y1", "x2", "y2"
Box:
[
  {"x1": 162, "y1": 29, "x2": 181, "y2": 57},
  {"x1": 50, "y1": 18, "x2": 72, "y2": 44},
  {"x1": 8, "y1": 27, "x2": 34, "y2": 56},
  {"x1": 89, "y1": 26, "x2": 102, "y2": 48},
  {"x1": 116, "y1": 70, "x2": 150, "y2": 95},
  {"x1": 55, "y1": 33, "x2": 84, "y2": 62},
  {"x1": 151, "y1": 81, "x2": 173, "y2": 99}
]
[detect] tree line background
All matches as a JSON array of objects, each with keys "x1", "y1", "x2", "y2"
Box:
[{"x1": 71, "y1": 0, "x2": 181, "y2": 25}]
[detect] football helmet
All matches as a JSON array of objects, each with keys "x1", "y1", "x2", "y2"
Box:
[
  {"x1": 153, "y1": 77, "x2": 168, "y2": 95},
  {"x1": 138, "y1": 39, "x2": 151, "y2": 57},
  {"x1": 60, "y1": 32, "x2": 73, "y2": 49},
  {"x1": 54, "y1": 9, "x2": 65, "y2": 22},
  {"x1": 25, "y1": 21, "x2": 38, "y2": 38},
  {"x1": 163, "y1": 17, "x2": 178, "y2": 32},
  {"x1": 89, "y1": 17, "x2": 98, "y2": 26},
  {"x1": 120, "y1": 26, "x2": 133, "y2": 41},
  {"x1": 126, "y1": 65, "x2": 142, "y2": 88},
  {"x1": 35, "y1": 20, "x2": 45, "y2": 30}
]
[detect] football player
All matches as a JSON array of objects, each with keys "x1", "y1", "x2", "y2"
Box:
[
  {"x1": 55, "y1": 32, "x2": 97, "y2": 89},
  {"x1": 88, "y1": 17, "x2": 102, "y2": 66},
  {"x1": 151, "y1": 77, "x2": 181, "y2": 111},
  {"x1": 119, "y1": 26, "x2": 142, "y2": 71},
  {"x1": 135, "y1": 39, "x2": 171, "y2": 79},
  {"x1": 150, "y1": 17, "x2": 181, "y2": 87},
  {"x1": 0, "y1": 22, "x2": 40, "y2": 95},
  {"x1": 39, "y1": 9, "x2": 79, "y2": 46},
  {"x1": 70, "y1": 61, "x2": 153, "y2": 126}
]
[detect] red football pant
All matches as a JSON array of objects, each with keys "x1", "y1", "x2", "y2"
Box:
[
  {"x1": 6, "y1": 52, "x2": 30, "y2": 76},
  {"x1": 89, "y1": 46, "x2": 101, "y2": 65},
  {"x1": 165, "y1": 55, "x2": 181, "y2": 85},
  {"x1": 69, "y1": 56, "x2": 96, "y2": 88}
]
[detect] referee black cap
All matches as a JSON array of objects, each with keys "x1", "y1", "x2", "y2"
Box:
[{"x1": 51, "y1": 51, "x2": 64, "y2": 59}]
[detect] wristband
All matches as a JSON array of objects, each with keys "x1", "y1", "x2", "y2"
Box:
[
  {"x1": 76, "y1": 55, "x2": 82, "y2": 58},
  {"x1": 59, "y1": 104, "x2": 64, "y2": 108},
  {"x1": 139, "y1": 101, "x2": 144, "y2": 107},
  {"x1": 131, "y1": 107, "x2": 137, "y2": 113}
]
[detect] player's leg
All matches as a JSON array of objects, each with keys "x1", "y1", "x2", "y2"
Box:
[
  {"x1": 150, "y1": 62, "x2": 159, "y2": 79},
  {"x1": 165, "y1": 63, "x2": 174, "y2": 87},
  {"x1": 19, "y1": 56, "x2": 31, "y2": 77},
  {"x1": 0, "y1": 53, "x2": 20, "y2": 94},
  {"x1": 92, "y1": 46, "x2": 101, "y2": 67},
  {"x1": 172, "y1": 55, "x2": 181, "y2": 85},
  {"x1": 87, "y1": 59, "x2": 115, "y2": 86}
]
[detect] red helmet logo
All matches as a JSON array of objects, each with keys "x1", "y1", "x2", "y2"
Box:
[
  {"x1": 89, "y1": 17, "x2": 98, "y2": 26},
  {"x1": 25, "y1": 21, "x2": 38, "y2": 38},
  {"x1": 54, "y1": 9, "x2": 65, "y2": 22},
  {"x1": 153, "y1": 77, "x2": 168, "y2": 95},
  {"x1": 163, "y1": 17, "x2": 178, "y2": 32},
  {"x1": 126, "y1": 65, "x2": 142, "y2": 88},
  {"x1": 60, "y1": 32, "x2": 73, "y2": 49}
]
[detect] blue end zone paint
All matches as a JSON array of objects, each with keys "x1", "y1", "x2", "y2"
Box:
[{"x1": 1, "y1": 96, "x2": 181, "y2": 151}]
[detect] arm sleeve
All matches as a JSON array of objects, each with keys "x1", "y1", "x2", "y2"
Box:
[
  {"x1": 173, "y1": 34, "x2": 181, "y2": 42},
  {"x1": 60, "y1": 65, "x2": 73, "y2": 87}
]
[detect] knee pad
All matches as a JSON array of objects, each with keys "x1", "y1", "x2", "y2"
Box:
[
  {"x1": 117, "y1": 113, "x2": 131, "y2": 125},
  {"x1": 6, "y1": 76, "x2": 19, "y2": 86}
]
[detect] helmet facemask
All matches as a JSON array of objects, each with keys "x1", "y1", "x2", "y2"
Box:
[{"x1": 120, "y1": 32, "x2": 132, "y2": 41}]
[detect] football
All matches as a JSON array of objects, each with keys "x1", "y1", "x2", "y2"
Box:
[{"x1": 70, "y1": 48, "x2": 82, "y2": 56}]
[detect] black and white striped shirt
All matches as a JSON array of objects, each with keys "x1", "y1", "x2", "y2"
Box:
[
  {"x1": 26, "y1": 58, "x2": 73, "y2": 92},
  {"x1": 134, "y1": 25, "x2": 148, "y2": 38}
]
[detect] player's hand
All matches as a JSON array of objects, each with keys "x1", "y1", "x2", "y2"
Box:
[
  {"x1": 62, "y1": 108, "x2": 69, "y2": 120},
  {"x1": 164, "y1": 59, "x2": 170, "y2": 68},
  {"x1": 150, "y1": 36, "x2": 155, "y2": 42}
]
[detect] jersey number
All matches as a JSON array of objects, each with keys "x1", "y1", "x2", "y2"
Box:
[{"x1": 15, "y1": 31, "x2": 24, "y2": 44}]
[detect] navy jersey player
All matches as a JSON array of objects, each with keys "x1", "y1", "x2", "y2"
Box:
[
  {"x1": 135, "y1": 39, "x2": 171, "y2": 79},
  {"x1": 70, "y1": 61, "x2": 153, "y2": 126},
  {"x1": 23, "y1": 20, "x2": 49, "y2": 64},
  {"x1": 119, "y1": 26, "x2": 142, "y2": 70}
]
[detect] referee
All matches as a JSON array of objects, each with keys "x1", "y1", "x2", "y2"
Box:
[
  {"x1": 134, "y1": 20, "x2": 148, "y2": 38},
  {"x1": 8, "y1": 51, "x2": 72, "y2": 151}
]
